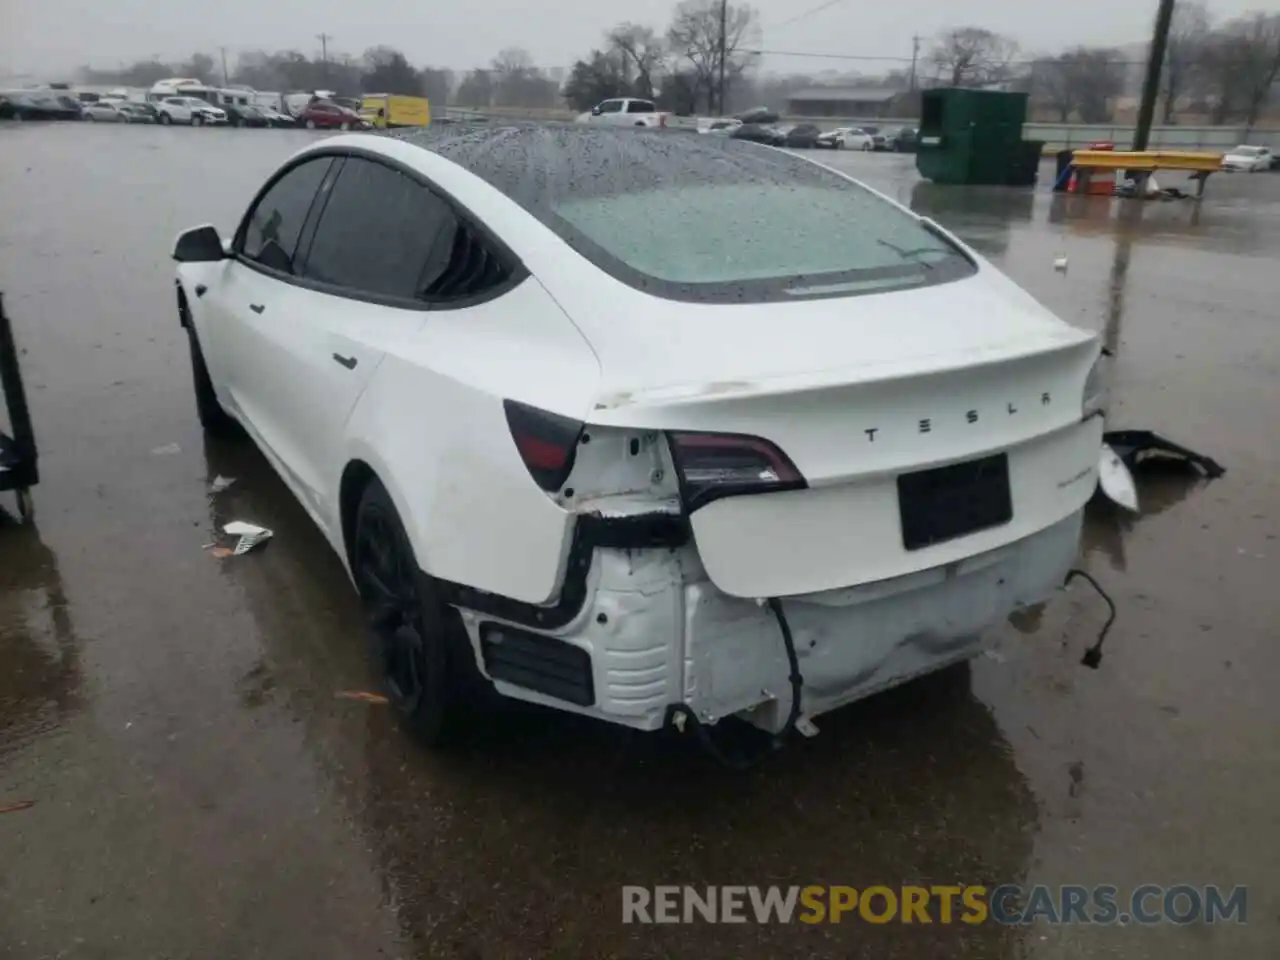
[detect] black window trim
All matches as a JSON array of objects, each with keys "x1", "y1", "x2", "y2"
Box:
[{"x1": 231, "y1": 145, "x2": 529, "y2": 312}]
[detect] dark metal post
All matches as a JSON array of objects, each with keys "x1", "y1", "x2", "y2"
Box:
[
  {"x1": 717, "y1": 0, "x2": 728, "y2": 115},
  {"x1": 1133, "y1": 0, "x2": 1176, "y2": 152},
  {"x1": 0, "y1": 293, "x2": 39, "y2": 488}
]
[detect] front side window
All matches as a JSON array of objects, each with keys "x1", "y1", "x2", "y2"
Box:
[
  {"x1": 238, "y1": 158, "x2": 333, "y2": 274},
  {"x1": 301, "y1": 158, "x2": 458, "y2": 301},
  {"x1": 596, "y1": 100, "x2": 623, "y2": 114}
]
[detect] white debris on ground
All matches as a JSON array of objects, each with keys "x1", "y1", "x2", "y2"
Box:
[
  {"x1": 209, "y1": 475, "x2": 236, "y2": 493},
  {"x1": 222, "y1": 521, "x2": 274, "y2": 556}
]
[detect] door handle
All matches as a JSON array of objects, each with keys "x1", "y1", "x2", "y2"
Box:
[
  {"x1": 194, "y1": 284, "x2": 207, "y2": 298},
  {"x1": 249, "y1": 303, "x2": 265, "y2": 314},
  {"x1": 332, "y1": 353, "x2": 358, "y2": 370}
]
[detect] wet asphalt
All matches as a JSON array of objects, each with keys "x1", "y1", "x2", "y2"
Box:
[{"x1": 1, "y1": 123, "x2": 1278, "y2": 959}]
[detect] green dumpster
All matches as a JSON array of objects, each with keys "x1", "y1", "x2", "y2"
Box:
[{"x1": 915, "y1": 88, "x2": 1041, "y2": 186}]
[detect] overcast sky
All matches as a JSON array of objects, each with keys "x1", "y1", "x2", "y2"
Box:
[{"x1": 2, "y1": 0, "x2": 1272, "y2": 80}]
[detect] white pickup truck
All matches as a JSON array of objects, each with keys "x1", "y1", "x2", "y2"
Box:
[{"x1": 575, "y1": 97, "x2": 672, "y2": 128}]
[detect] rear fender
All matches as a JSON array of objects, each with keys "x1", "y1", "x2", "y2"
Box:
[{"x1": 341, "y1": 278, "x2": 601, "y2": 606}]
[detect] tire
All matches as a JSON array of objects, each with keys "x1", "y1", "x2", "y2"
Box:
[
  {"x1": 186, "y1": 324, "x2": 240, "y2": 437},
  {"x1": 86, "y1": 112, "x2": 96, "y2": 121},
  {"x1": 159, "y1": 112, "x2": 171, "y2": 125},
  {"x1": 861, "y1": 142, "x2": 871, "y2": 151},
  {"x1": 353, "y1": 478, "x2": 469, "y2": 745},
  {"x1": 232, "y1": 116, "x2": 242, "y2": 128},
  {"x1": 191, "y1": 114, "x2": 203, "y2": 127},
  {"x1": 305, "y1": 119, "x2": 317, "y2": 129}
]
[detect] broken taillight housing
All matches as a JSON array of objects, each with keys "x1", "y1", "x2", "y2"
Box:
[
  {"x1": 667, "y1": 431, "x2": 806, "y2": 511},
  {"x1": 504, "y1": 399, "x2": 584, "y2": 492}
]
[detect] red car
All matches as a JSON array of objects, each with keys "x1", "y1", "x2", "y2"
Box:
[{"x1": 297, "y1": 101, "x2": 368, "y2": 130}]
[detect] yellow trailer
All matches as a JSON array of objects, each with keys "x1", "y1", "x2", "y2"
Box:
[{"x1": 359, "y1": 94, "x2": 431, "y2": 129}]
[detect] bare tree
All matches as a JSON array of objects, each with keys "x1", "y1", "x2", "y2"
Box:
[
  {"x1": 489, "y1": 47, "x2": 557, "y2": 108},
  {"x1": 607, "y1": 23, "x2": 665, "y2": 99},
  {"x1": 666, "y1": 0, "x2": 760, "y2": 114},
  {"x1": 1032, "y1": 48, "x2": 1125, "y2": 122},
  {"x1": 928, "y1": 27, "x2": 1019, "y2": 87},
  {"x1": 1199, "y1": 13, "x2": 1280, "y2": 125},
  {"x1": 491, "y1": 46, "x2": 535, "y2": 83},
  {"x1": 1162, "y1": 2, "x2": 1211, "y2": 123},
  {"x1": 456, "y1": 69, "x2": 493, "y2": 108}
]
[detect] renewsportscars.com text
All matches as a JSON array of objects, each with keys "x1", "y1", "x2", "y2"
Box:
[{"x1": 622, "y1": 884, "x2": 1248, "y2": 925}]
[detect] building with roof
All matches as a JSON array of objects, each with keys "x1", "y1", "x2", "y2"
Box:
[{"x1": 786, "y1": 87, "x2": 901, "y2": 118}]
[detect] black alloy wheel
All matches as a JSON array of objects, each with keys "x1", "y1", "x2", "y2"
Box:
[{"x1": 353, "y1": 480, "x2": 466, "y2": 744}]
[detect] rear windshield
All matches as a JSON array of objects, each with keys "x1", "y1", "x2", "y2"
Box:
[{"x1": 414, "y1": 125, "x2": 972, "y2": 303}]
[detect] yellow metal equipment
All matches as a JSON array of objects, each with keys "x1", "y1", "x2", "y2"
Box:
[{"x1": 1070, "y1": 150, "x2": 1223, "y2": 173}]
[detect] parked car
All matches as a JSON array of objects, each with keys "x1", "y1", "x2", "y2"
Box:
[
  {"x1": 225, "y1": 104, "x2": 271, "y2": 128},
  {"x1": 575, "y1": 97, "x2": 672, "y2": 128},
  {"x1": 860, "y1": 126, "x2": 889, "y2": 151},
  {"x1": 256, "y1": 106, "x2": 296, "y2": 128},
  {"x1": 784, "y1": 123, "x2": 822, "y2": 148},
  {"x1": 730, "y1": 123, "x2": 787, "y2": 146},
  {"x1": 297, "y1": 101, "x2": 368, "y2": 130},
  {"x1": 697, "y1": 117, "x2": 742, "y2": 135},
  {"x1": 82, "y1": 100, "x2": 131, "y2": 122},
  {"x1": 735, "y1": 107, "x2": 780, "y2": 125},
  {"x1": 0, "y1": 92, "x2": 82, "y2": 121},
  {"x1": 890, "y1": 127, "x2": 919, "y2": 152},
  {"x1": 816, "y1": 127, "x2": 874, "y2": 151},
  {"x1": 124, "y1": 101, "x2": 160, "y2": 122},
  {"x1": 1222, "y1": 145, "x2": 1273, "y2": 172},
  {"x1": 156, "y1": 96, "x2": 227, "y2": 126},
  {"x1": 173, "y1": 127, "x2": 1117, "y2": 747}
]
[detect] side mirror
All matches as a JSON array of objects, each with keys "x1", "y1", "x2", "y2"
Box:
[
  {"x1": 591, "y1": 106, "x2": 602, "y2": 116},
  {"x1": 173, "y1": 225, "x2": 225, "y2": 263}
]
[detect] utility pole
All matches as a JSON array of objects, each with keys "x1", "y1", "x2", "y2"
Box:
[
  {"x1": 218, "y1": 46, "x2": 229, "y2": 87},
  {"x1": 316, "y1": 33, "x2": 332, "y2": 84},
  {"x1": 909, "y1": 34, "x2": 920, "y2": 91},
  {"x1": 717, "y1": 0, "x2": 728, "y2": 115},
  {"x1": 1132, "y1": 0, "x2": 1175, "y2": 152}
]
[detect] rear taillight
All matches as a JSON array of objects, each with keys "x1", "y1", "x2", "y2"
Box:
[
  {"x1": 504, "y1": 399, "x2": 584, "y2": 492},
  {"x1": 667, "y1": 432, "x2": 806, "y2": 511}
]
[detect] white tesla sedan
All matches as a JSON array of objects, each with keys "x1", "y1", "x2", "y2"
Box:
[{"x1": 173, "y1": 126, "x2": 1111, "y2": 747}]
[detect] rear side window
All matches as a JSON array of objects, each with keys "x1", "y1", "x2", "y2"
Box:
[
  {"x1": 301, "y1": 158, "x2": 459, "y2": 301},
  {"x1": 238, "y1": 157, "x2": 332, "y2": 274},
  {"x1": 626, "y1": 100, "x2": 656, "y2": 114}
]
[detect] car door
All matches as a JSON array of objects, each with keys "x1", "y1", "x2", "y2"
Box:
[
  {"x1": 595, "y1": 99, "x2": 624, "y2": 124},
  {"x1": 228, "y1": 155, "x2": 455, "y2": 532},
  {"x1": 164, "y1": 97, "x2": 190, "y2": 121},
  {"x1": 202, "y1": 155, "x2": 335, "y2": 490}
]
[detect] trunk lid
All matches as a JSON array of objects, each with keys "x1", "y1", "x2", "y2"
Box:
[{"x1": 574, "y1": 271, "x2": 1101, "y2": 597}]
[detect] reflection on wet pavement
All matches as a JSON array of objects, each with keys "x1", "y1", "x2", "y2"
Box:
[{"x1": 1, "y1": 129, "x2": 1278, "y2": 958}]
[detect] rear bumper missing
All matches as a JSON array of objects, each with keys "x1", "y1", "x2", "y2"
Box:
[{"x1": 457, "y1": 509, "x2": 1084, "y2": 735}]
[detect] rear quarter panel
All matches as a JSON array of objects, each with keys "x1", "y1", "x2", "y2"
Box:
[{"x1": 343, "y1": 277, "x2": 602, "y2": 604}]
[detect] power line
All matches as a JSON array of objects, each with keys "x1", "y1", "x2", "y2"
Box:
[
  {"x1": 746, "y1": 47, "x2": 1168, "y2": 67},
  {"x1": 776, "y1": 0, "x2": 849, "y2": 29}
]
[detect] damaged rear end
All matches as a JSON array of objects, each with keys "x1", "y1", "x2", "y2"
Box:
[
  {"x1": 449, "y1": 134, "x2": 1111, "y2": 738},
  {"x1": 459, "y1": 282, "x2": 1106, "y2": 738}
]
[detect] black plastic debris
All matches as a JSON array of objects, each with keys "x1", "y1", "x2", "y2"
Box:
[{"x1": 1103, "y1": 430, "x2": 1226, "y2": 479}]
